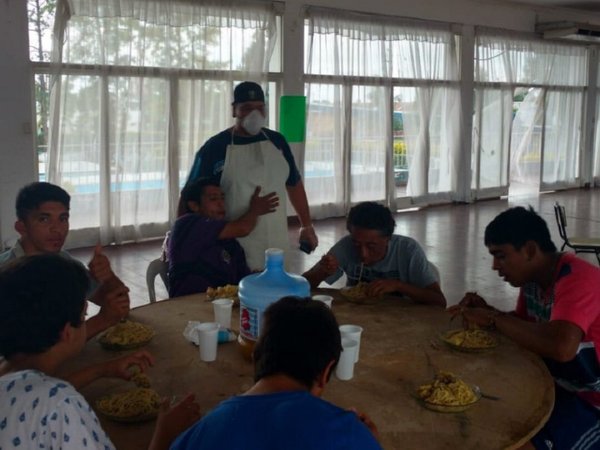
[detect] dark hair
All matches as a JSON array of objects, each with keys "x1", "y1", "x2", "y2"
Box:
[
  {"x1": 180, "y1": 177, "x2": 221, "y2": 214},
  {"x1": 253, "y1": 296, "x2": 342, "y2": 389},
  {"x1": 0, "y1": 254, "x2": 89, "y2": 359},
  {"x1": 232, "y1": 81, "x2": 265, "y2": 105},
  {"x1": 346, "y1": 202, "x2": 396, "y2": 237},
  {"x1": 484, "y1": 206, "x2": 557, "y2": 252},
  {"x1": 16, "y1": 182, "x2": 70, "y2": 221}
]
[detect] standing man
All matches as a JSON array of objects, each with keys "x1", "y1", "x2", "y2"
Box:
[
  {"x1": 452, "y1": 206, "x2": 600, "y2": 450},
  {"x1": 184, "y1": 81, "x2": 318, "y2": 270}
]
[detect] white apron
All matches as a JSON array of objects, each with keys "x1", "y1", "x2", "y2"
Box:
[{"x1": 220, "y1": 131, "x2": 290, "y2": 271}]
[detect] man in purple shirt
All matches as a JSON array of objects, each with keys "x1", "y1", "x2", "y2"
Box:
[{"x1": 167, "y1": 177, "x2": 278, "y2": 297}]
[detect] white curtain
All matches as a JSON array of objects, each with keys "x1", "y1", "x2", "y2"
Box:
[
  {"x1": 474, "y1": 33, "x2": 587, "y2": 194},
  {"x1": 304, "y1": 8, "x2": 460, "y2": 217},
  {"x1": 48, "y1": 0, "x2": 277, "y2": 246},
  {"x1": 594, "y1": 60, "x2": 600, "y2": 187},
  {"x1": 471, "y1": 87, "x2": 512, "y2": 192}
]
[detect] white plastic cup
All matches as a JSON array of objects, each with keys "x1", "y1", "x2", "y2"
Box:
[
  {"x1": 196, "y1": 322, "x2": 219, "y2": 362},
  {"x1": 212, "y1": 298, "x2": 234, "y2": 328},
  {"x1": 312, "y1": 294, "x2": 333, "y2": 309},
  {"x1": 339, "y1": 324, "x2": 363, "y2": 362},
  {"x1": 335, "y1": 338, "x2": 358, "y2": 381}
]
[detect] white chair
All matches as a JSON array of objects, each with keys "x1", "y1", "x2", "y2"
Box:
[
  {"x1": 554, "y1": 202, "x2": 600, "y2": 265},
  {"x1": 146, "y1": 258, "x2": 169, "y2": 303}
]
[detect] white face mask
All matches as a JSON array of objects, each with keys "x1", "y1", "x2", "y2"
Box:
[{"x1": 241, "y1": 109, "x2": 265, "y2": 136}]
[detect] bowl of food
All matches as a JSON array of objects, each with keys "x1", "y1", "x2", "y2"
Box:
[
  {"x1": 416, "y1": 371, "x2": 481, "y2": 413},
  {"x1": 339, "y1": 283, "x2": 379, "y2": 304},
  {"x1": 96, "y1": 387, "x2": 161, "y2": 423},
  {"x1": 206, "y1": 284, "x2": 239, "y2": 306},
  {"x1": 98, "y1": 320, "x2": 155, "y2": 351},
  {"x1": 441, "y1": 329, "x2": 497, "y2": 353}
]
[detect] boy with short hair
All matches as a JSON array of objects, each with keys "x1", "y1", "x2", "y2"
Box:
[
  {"x1": 0, "y1": 182, "x2": 129, "y2": 338},
  {"x1": 171, "y1": 296, "x2": 381, "y2": 449},
  {"x1": 167, "y1": 177, "x2": 277, "y2": 297},
  {"x1": 453, "y1": 206, "x2": 600, "y2": 450},
  {"x1": 303, "y1": 202, "x2": 446, "y2": 306},
  {"x1": 0, "y1": 254, "x2": 200, "y2": 450}
]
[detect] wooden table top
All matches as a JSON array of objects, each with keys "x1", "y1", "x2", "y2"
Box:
[{"x1": 65, "y1": 290, "x2": 554, "y2": 450}]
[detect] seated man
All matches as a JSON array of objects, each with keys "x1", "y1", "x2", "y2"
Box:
[
  {"x1": 171, "y1": 296, "x2": 381, "y2": 449},
  {"x1": 167, "y1": 177, "x2": 277, "y2": 297},
  {"x1": 452, "y1": 206, "x2": 600, "y2": 450},
  {"x1": 0, "y1": 182, "x2": 129, "y2": 339},
  {"x1": 302, "y1": 202, "x2": 446, "y2": 307},
  {"x1": 0, "y1": 254, "x2": 200, "y2": 450}
]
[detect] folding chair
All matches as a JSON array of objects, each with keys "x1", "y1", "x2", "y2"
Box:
[
  {"x1": 146, "y1": 258, "x2": 169, "y2": 303},
  {"x1": 553, "y1": 202, "x2": 600, "y2": 265}
]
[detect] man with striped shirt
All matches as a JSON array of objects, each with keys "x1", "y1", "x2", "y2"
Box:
[{"x1": 453, "y1": 206, "x2": 600, "y2": 450}]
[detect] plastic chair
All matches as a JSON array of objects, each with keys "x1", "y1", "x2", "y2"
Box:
[
  {"x1": 553, "y1": 202, "x2": 600, "y2": 265},
  {"x1": 146, "y1": 258, "x2": 169, "y2": 303}
]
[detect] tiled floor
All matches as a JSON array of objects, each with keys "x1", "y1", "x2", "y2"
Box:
[{"x1": 71, "y1": 188, "x2": 600, "y2": 314}]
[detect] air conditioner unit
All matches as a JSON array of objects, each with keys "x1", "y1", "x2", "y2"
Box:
[{"x1": 536, "y1": 21, "x2": 600, "y2": 43}]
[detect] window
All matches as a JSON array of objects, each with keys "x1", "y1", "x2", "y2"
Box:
[{"x1": 29, "y1": 0, "x2": 281, "y2": 246}]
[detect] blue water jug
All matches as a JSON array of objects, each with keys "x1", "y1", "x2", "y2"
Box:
[{"x1": 238, "y1": 248, "x2": 310, "y2": 359}]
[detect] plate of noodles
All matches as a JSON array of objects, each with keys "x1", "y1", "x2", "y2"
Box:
[
  {"x1": 440, "y1": 329, "x2": 497, "y2": 353},
  {"x1": 415, "y1": 371, "x2": 481, "y2": 413},
  {"x1": 98, "y1": 320, "x2": 155, "y2": 351},
  {"x1": 206, "y1": 284, "x2": 239, "y2": 306},
  {"x1": 96, "y1": 387, "x2": 161, "y2": 423},
  {"x1": 339, "y1": 283, "x2": 379, "y2": 304}
]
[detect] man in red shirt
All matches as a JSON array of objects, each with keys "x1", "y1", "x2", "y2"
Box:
[{"x1": 452, "y1": 206, "x2": 600, "y2": 450}]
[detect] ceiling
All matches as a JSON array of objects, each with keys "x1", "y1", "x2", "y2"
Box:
[{"x1": 499, "y1": 0, "x2": 600, "y2": 13}]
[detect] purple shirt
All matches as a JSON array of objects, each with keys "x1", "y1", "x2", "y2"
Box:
[{"x1": 167, "y1": 214, "x2": 250, "y2": 297}]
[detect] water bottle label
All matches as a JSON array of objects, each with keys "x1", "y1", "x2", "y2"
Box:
[{"x1": 240, "y1": 303, "x2": 259, "y2": 340}]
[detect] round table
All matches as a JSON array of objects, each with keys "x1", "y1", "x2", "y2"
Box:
[{"x1": 65, "y1": 290, "x2": 554, "y2": 450}]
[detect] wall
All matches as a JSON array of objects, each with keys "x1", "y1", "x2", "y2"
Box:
[
  {"x1": 1, "y1": 0, "x2": 598, "y2": 245},
  {"x1": 0, "y1": 0, "x2": 35, "y2": 246}
]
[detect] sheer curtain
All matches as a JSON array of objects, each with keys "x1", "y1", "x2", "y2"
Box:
[
  {"x1": 48, "y1": 0, "x2": 277, "y2": 246},
  {"x1": 304, "y1": 8, "x2": 460, "y2": 218},
  {"x1": 474, "y1": 33, "x2": 588, "y2": 194},
  {"x1": 594, "y1": 59, "x2": 600, "y2": 186}
]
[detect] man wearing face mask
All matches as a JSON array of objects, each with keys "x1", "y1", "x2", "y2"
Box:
[{"x1": 183, "y1": 81, "x2": 318, "y2": 270}]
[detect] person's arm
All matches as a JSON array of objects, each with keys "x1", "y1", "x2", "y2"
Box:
[
  {"x1": 460, "y1": 307, "x2": 583, "y2": 361},
  {"x1": 149, "y1": 394, "x2": 202, "y2": 450},
  {"x1": 85, "y1": 283, "x2": 130, "y2": 340},
  {"x1": 302, "y1": 254, "x2": 340, "y2": 290},
  {"x1": 64, "y1": 350, "x2": 154, "y2": 390},
  {"x1": 366, "y1": 279, "x2": 446, "y2": 307},
  {"x1": 218, "y1": 186, "x2": 278, "y2": 239},
  {"x1": 286, "y1": 181, "x2": 318, "y2": 251}
]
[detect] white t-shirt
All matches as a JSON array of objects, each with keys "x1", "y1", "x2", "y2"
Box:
[{"x1": 0, "y1": 370, "x2": 114, "y2": 450}]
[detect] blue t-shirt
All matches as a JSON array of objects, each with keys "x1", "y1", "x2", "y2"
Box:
[
  {"x1": 167, "y1": 214, "x2": 250, "y2": 297},
  {"x1": 186, "y1": 128, "x2": 301, "y2": 186},
  {"x1": 170, "y1": 391, "x2": 382, "y2": 450}
]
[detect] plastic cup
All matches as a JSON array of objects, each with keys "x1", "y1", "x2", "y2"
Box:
[
  {"x1": 335, "y1": 338, "x2": 358, "y2": 381},
  {"x1": 196, "y1": 322, "x2": 219, "y2": 362},
  {"x1": 339, "y1": 324, "x2": 363, "y2": 362},
  {"x1": 212, "y1": 298, "x2": 234, "y2": 328},
  {"x1": 312, "y1": 294, "x2": 333, "y2": 309}
]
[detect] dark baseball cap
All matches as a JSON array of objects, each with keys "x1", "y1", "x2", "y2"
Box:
[{"x1": 232, "y1": 81, "x2": 265, "y2": 105}]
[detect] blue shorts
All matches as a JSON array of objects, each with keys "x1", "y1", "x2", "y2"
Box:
[{"x1": 532, "y1": 385, "x2": 600, "y2": 450}]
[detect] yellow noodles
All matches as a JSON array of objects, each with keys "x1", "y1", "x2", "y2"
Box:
[
  {"x1": 97, "y1": 388, "x2": 160, "y2": 419},
  {"x1": 131, "y1": 372, "x2": 151, "y2": 388},
  {"x1": 341, "y1": 282, "x2": 369, "y2": 299},
  {"x1": 417, "y1": 372, "x2": 478, "y2": 406},
  {"x1": 100, "y1": 320, "x2": 154, "y2": 347},
  {"x1": 445, "y1": 329, "x2": 496, "y2": 349},
  {"x1": 206, "y1": 284, "x2": 238, "y2": 300}
]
